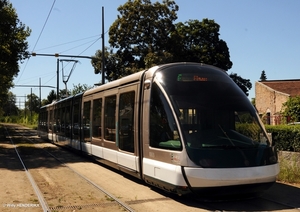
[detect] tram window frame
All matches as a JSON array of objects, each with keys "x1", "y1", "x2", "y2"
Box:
[
  {"x1": 65, "y1": 104, "x2": 71, "y2": 138},
  {"x1": 92, "y1": 98, "x2": 102, "y2": 140},
  {"x1": 83, "y1": 101, "x2": 91, "y2": 143},
  {"x1": 56, "y1": 105, "x2": 62, "y2": 134},
  {"x1": 61, "y1": 105, "x2": 66, "y2": 134},
  {"x1": 54, "y1": 108, "x2": 57, "y2": 133},
  {"x1": 72, "y1": 100, "x2": 80, "y2": 140},
  {"x1": 44, "y1": 111, "x2": 48, "y2": 132},
  {"x1": 118, "y1": 91, "x2": 135, "y2": 153},
  {"x1": 49, "y1": 109, "x2": 53, "y2": 133},
  {"x1": 104, "y1": 95, "x2": 116, "y2": 142},
  {"x1": 149, "y1": 83, "x2": 182, "y2": 151}
]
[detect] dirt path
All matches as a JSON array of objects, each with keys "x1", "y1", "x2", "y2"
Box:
[{"x1": 0, "y1": 124, "x2": 127, "y2": 211}]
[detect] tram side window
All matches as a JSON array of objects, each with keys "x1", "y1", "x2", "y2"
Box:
[
  {"x1": 83, "y1": 101, "x2": 91, "y2": 142},
  {"x1": 45, "y1": 111, "x2": 48, "y2": 129},
  {"x1": 150, "y1": 83, "x2": 182, "y2": 150},
  {"x1": 65, "y1": 105, "x2": 71, "y2": 138},
  {"x1": 54, "y1": 109, "x2": 57, "y2": 133},
  {"x1": 55, "y1": 107, "x2": 61, "y2": 133},
  {"x1": 118, "y1": 91, "x2": 134, "y2": 153},
  {"x1": 49, "y1": 110, "x2": 53, "y2": 133},
  {"x1": 104, "y1": 95, "x2": 116, "y2": 142},
  {"x1": 61, "y1": 106, "x2": 66, "y2": 134},
  {"x1": 44, "y1": 111, "x2": 48, "y2": 132},
  {"x1": 72, "y1": 102, "x2": 80, "y2": 140},
  {"x1": 92, "y1": 98, "x2": 102, "y2": 139},
  {"x1": 39, "y1": 110, "x2": 47, "y2": 132}
]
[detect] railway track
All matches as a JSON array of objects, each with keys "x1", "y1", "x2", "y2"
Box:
[
  {"x1": 1, "y1": 123, "x2": 299, "y2": 212},
  {"x1": 1, "y1": 124, "x2": 134, "y2": 212}
]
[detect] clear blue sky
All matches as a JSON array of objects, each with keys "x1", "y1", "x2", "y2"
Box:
[{"x1": 9, "y1": 0, "x2": 300, "y2": 107}]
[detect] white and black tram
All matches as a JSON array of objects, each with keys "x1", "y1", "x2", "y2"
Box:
[{"x1": 38, "y1": 62, "x2": 279, "y2": 197}]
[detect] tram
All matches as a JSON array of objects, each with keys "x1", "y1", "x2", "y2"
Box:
[{"x1": 38, "y1": 62, "x2": 279, "y2": 197}]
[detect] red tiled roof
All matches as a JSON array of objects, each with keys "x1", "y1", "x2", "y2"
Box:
[{"x1": 261, "y1": 80, "x2": 300, "y2": 97}]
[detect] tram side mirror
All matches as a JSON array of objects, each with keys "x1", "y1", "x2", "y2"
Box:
[{"x1": 144, "y1": 79, "x2": 151, "y2": 90}]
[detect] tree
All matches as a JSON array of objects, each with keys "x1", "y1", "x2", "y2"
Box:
[
  {"x1": 172, "y1": 19, "x2": 252, "y2": 95},
  {"x1": 92, "y1": 47, "x2": 142, "y2": 82},
  {"x1": 41, "y1": 84, "x2": 93, "y2": 104},
  {"x1": 41, "y1": 90, "x2": 57, "y2": 106},
  {"x1": 109, "y1": 0, "x2": 178, "y2": 61},
  {"x1": 282, "y1": 96, "x2": 300, "y2": 122},
  {"x1": 93, "y1": 0, "x2": 179, "y2": 81},
  {"x1": 2, "y1": 91, "x2": 19, "y2": 116},
  {"x1": 260, "y1": 70, "x2": 267, "y2": 81},
  {"x1": 59, "y1": 89, "x2": 71, "y2": 99},
  {"x1": 25, "y1": 93, "x2": 40, "y2": 113},
  {"x1": 229, "y1": 73, "x2": 252, "y2": 96},
  {"x1": 251, "y1": 98, "x2": 255, "y2": 107},
  {"x1": 92, "y1": 0, "x2": 251, "y2": 96},
  {"x1": 0, "y1": 0, "x2": 31, "y2": 113},
  {"x1": 71, "y1": 83, "x2": 93, "y2": 95},
  {"x1": 171, "y1": 19, "x2": 233, "y2": 71}
]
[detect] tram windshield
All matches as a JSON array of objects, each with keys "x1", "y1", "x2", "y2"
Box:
[{"x1": 153, "y1": 64, "x2": 277, "y2": 168}]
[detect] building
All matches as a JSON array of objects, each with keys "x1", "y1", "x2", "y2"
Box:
[{"x1": 255, "y1": 79, "x2": 300, "y2": 125}]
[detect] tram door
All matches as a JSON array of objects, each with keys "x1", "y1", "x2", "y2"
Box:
[{"x1": 117, "y1": 85, "x2": 138, "y2": 172}]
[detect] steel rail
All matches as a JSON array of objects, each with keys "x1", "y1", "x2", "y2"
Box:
[
  {"x1": 20, "y1": 127, "x2": 135, "y2": 212},
  {"x1": 4, "y1": 126, "x2": 50, "y2": 212}
]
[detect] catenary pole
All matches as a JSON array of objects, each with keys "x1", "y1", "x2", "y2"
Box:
[
  {"x1": 57, "y1": 59, "x2": 59, "y2": 99},
  {"x1": 101, "y1": 6, "x2": 105, "y2": 85}
]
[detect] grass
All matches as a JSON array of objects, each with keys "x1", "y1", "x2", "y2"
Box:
[
  {"x1": 105, "y1": 195, "x2": 115, "y2": 202},
  {"x1": 29, "y1": 198, "x2": 39, "y2": 204},
  {"x1": 277, "y1": 151, "x2": 300, "y2": 184},
  {"x1": 0, "y1": 114, "x2": 38, "y2": 129}
]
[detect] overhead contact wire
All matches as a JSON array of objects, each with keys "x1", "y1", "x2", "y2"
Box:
[{"x1": 16, "y1": 0, "x2": 57, "y2": 84}]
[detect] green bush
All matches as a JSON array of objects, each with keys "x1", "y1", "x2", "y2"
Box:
[{"x1": 265, "y1": 125, "x2": 300, "y2": 152}]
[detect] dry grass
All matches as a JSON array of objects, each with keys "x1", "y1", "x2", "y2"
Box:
[{"x1": 277, "y1": 151, "x2": 300, "y2": 184}]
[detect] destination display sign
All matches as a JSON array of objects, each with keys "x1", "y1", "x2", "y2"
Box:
[{"x1": 177, "y1": 73, "x2": 208, "y2": 82}]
